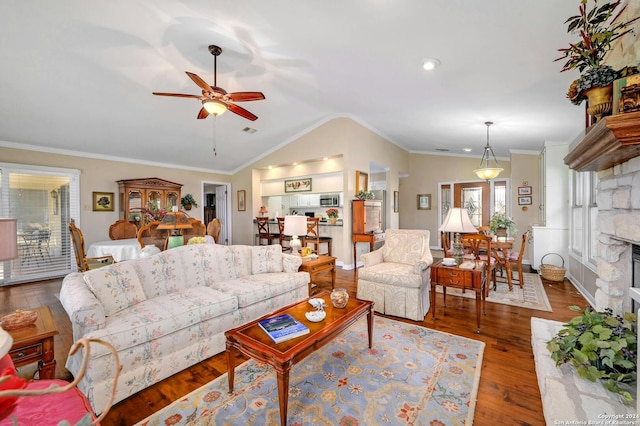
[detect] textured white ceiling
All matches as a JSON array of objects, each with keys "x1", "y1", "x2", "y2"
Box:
[{"x1": 0, "y1": 1, "x2": 585, "y2": 173}]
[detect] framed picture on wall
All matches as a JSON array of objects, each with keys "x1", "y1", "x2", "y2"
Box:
[
  {"x1": 518, "y1": 186, "x2": 532, "y2": 196},
  {"x1": 393, "y1": 191, "x2": 399, "y2": 212},
  {"x1": 238, "y1": 190, "x2": 246, "y2": 211},
  {"x1": 355, "y1": 171, "x2": 368, "y2": 195},
  {"x1": 417, "y1": 194, "x2": 431, "y2": 210},
  {"x1": 92, "y1": 192, "x2": 114, "y2": 211},
  {"x1": 284, "y1": 178, "x2": 312, "y2": 193},
  {"x1": 518, "y1": 196, "x2": 532, "y2": 205}
]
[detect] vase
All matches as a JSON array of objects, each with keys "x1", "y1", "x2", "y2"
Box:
[
  {"x1": 496, "y1": 227, "x2": 507, "y2": 238},
  {"x1": 184, "y1": 204, "x2": 192, "y2": 211},
  {"x1": 584, "y1": 84, "x2": 613, "y2": 119},
  {"x1": 329, "y1": 217, "x2": 337, "y2": 225}
]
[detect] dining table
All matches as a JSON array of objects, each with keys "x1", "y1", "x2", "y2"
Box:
[{"x1": 86, "y1": 238, "x2": 142, "y2": 262}]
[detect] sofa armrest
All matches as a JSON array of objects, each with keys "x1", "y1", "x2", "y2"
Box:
[
  {"x1": 362, "y1": 248, "x2": 384, "y2": 267},
  {"x1": 282, "y1": 253, "x2": 303, "y2": 273},
  {"x1": 59, "y1": 273, "x2": 106, "y2": 341}
]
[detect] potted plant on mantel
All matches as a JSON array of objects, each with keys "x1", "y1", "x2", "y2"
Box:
[
  {"x1": 181, "y1": 194, "x2": 198, "y2": 211},
  {"x1": 547, "y1": 305, "x2": 637, "y2": 402},
  {"x1": 556, "y1": 0, "x2": 639, "y2": 119}
]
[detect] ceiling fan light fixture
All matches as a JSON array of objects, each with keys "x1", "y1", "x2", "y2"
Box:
[
  {"x1": 473, "y1": 121, "x2": 503, "y2": 181},
  {"x1": 203, "y1": 99, "x2": 227, "y2": 116}
]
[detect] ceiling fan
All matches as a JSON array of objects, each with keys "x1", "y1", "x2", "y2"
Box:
[{"x1": 153, "y1": 45, "x2": 265, "y2": 121}]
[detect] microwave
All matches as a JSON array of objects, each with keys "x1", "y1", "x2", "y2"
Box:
[{"x1": 320, "y1": 194, "x2": 339, "y2": 206}]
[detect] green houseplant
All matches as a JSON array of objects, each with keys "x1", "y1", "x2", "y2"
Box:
[
  {"x1": 488, "y1": 213, "x2": 516, "y2": 236},
  {"x1": 547, "y1": 305, "x2": 637, "y2": 402},
  {"x1": 556, "y1": 0, "x2": 639, "y2": 113},
  {"x1": 181, "y1": 194, "x2": 198, "y2": 210}
]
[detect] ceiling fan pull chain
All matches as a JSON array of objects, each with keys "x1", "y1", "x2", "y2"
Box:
[{"x1": 212, "y1": 115, "x2": 217, "y2": 156}]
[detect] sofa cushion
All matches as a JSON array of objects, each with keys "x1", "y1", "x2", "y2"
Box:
[
  {"x1": 83, "y1": 286, "x2": 238, "y2": 358},
  {"x1": 83, "y1": 262, "x2": 147, "y2": 316},
  {"x1": 134, "y1": 253, "x2": 189, "y2": 298},
  {"x1": 358, "y1": 262, "x2": 424, "y2": 288},
  {"x1": 208, "y1": 272, "x2": 307, "y2": 308},
  {"x1": 383, "y1": 230, "x2": 428, "y2": 265},
  {"x1": 251, "y1": 245, "x2": 283, "y2": 274},
  {"x1": 231, "y1": 246, "x2": 253, "y2": 278}
]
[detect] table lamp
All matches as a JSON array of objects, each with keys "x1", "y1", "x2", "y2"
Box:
[
  {"x1": 259, "y1": 205, "x2": 268, "y2": 217},
  {"x1": 438, "y1": 208, "x2": 477, "y2": 265},
  {"x1": 0, "y1": 218, "x2": 18, "y2": 262},
  {"x1": 157, "y1": 207, "x2": 193, "y2": 249},
  {"x1": 283, "y1": 215, "x2": 307, "y2": 256}
]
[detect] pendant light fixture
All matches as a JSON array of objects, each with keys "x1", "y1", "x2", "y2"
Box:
[{"x1": 473, "y1": 121, "x2": 503, "y2": 181}]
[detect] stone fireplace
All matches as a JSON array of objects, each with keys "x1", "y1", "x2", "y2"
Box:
[{"x1": 564, "y1": 111, "x2": 640, "y2": 314}]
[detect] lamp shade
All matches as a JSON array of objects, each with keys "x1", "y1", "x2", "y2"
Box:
[
  {"x1": 157, "y1": 211, "x2": 193, "y2": 230},
  {"x1": 0, "y1": 327, "x2": 12, "y2": 358},
  {"x1": 283, "y1": 215, "x2": 307, "y2": 237},
  {"x1": 259, "y1": 205, "x2": 268, "y2": 214},
  {"x1": 474, "y1": 167, "x2": 503, "y2": 180},
  {"x1": 438, "y1": 208, "x2": 478, "y2": 233},
  {"x1": 0, "y1": 218, "x2": 18, "y2": 261}
]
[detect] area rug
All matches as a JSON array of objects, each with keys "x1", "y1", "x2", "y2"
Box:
[
  {"x1": 436, "y1": 271, "x2": 552, "y2": 312},
  {"x1": 136, "y1": 316, "x2": 485, "y2": 426}
]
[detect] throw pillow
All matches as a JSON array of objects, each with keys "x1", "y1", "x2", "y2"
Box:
[
  {"x1": 251, "y1": 245, "x2": 283, "y2": 274},
  {"x1": 83, "y1": 262, "x2": 147, "y2": 316}
]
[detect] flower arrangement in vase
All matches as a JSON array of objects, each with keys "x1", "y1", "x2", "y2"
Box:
[
  {"x1": 488, "y1": 213, "x2": 516, "y2": 237},
  {"x1": 556, "y1": 0, "x2": 639, "y2": 118},
  {"x1": 547, "y1": 305, "x2": 637, "y2": 402},
  {"x1": 326, "y1": 208, "x2": 339, "y2": 224}
]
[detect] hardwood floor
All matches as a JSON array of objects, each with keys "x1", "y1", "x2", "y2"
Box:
[{"x1": 1, "y1": 264, "x2": 587, "y2": 426}]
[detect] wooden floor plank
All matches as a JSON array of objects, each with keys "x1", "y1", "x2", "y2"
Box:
[{"x1": 0, "y1": 264, "x2": 588, "y2": 425}]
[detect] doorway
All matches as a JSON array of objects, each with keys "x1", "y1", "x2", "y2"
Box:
[{"x1": 202, "y1": 181, "x2": 231, "y2": 245}]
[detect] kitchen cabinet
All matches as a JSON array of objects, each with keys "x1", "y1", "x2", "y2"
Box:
[
  {"x1": 117, "y1": 177, "x2": 182, "y2": 227},
  {"x1": 290, "y1": 194, "x2": 321, "y2": 207}
]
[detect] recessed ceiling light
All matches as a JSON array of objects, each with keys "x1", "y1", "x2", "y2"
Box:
[
  {"x1": 463, "y1": 148, "x2": 472, "y2": 152},
  {"x1": 293, "y1": 162, "x2": 298, "y2": 166},
  {"x1": 268, "y1": 165, "x2": 273, "y2": 169},
  {"x1": 422, "y1": 58, "x2": 441, "y2": 71}
]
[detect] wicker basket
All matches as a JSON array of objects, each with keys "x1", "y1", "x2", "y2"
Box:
[
  {"x1": 540, "y1": 253, "x2": 566, "y2": 282},
  {"x1": 0, "y1": 309, "x2": 38, "y2": 330}
]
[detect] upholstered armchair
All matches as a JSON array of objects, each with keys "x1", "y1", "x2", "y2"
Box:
[{"x1": 356, "y1": 229, "x2": 433, "y2": 321}]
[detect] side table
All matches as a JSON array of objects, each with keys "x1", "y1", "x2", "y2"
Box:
[
  {"x1": 3, "y1": 305, "x2": 59, "y2": 379},
  {"x1": 430, "y1": 260, "x2": 487, "y2": 333},
  {"x1": 298, "y1": 255, "x2": 336, "y2": 295}
]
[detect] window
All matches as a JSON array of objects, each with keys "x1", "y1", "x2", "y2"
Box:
[
  {"x1": 0, "y1": 163, "x2": 80, "y2": 285},
  {"x1": 570, "y1": 170, "x2": 598, "y2": 268}
]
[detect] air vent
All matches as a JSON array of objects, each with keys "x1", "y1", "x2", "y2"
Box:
[
  {"x1": 436, "y1": 148, "x2": 449, "y2": 152},
  {"x1": 242, "y1": 127, "x2": 257, "y2": 134}
]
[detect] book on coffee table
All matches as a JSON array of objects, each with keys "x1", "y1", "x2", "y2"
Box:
[{"x1": 258, "y1": 313, "x2": 309, "y2": 343}]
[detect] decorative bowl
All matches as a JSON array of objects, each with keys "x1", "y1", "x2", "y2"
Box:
[
  {"x1": 1, "y1": 310, "x2": 38, "y2": 330},
  {"x1": 305, "y1": 310, "x2": 326, "y2": 322}
]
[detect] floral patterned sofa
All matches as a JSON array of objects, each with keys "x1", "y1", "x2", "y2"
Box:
[
  {"x1": 356, "y1": 229, "x2": 433, "y2": 321},
  {"x1": 59, "y1": 243, "x2": 309, "y2": 412}
]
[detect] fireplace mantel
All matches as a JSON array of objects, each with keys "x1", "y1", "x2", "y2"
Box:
[{"x1": 564, "y1": 111, "x2": 640, "y2": 172}]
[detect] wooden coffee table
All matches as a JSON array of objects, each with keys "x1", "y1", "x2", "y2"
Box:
[
  {"x1": 225, "y1": 292, "x2": 374, "y2": 426},
  {"x1": 3, "y1": 305, "x2": 59, "y2": 379}
]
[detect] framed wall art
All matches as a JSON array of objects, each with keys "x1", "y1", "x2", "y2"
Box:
[
  {"x1": 393, "y1": 191, "x2": 399, "y2": 213},
  {"x1": 92, "y1": 192, "x2": 114, "y2": 212},
  {"x1": 518, "y1": 186, "x2": 532, "y2": 196},
  {"x1": 237, "y1": 190, "x2": 246, "y2": 211},
  {"x1": 518, "y1": 196, "x2": 532, "y2": 205},
  {"x1": 355, "y1": 171, "x2": 368, "y2": 195},
  {"x1": 417, "y1": 194, "x2": 431, "y2": 210},
  {"x1": 284, "y1": 178, "x2": 312, "y2": 193}
]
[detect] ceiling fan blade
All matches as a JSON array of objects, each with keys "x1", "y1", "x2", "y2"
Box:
[
  {"x1": 152, "y1": 92, "x2": 201, "y2": 98},
  {"x1": 197, "y1": 107, "x2": 209, "y2": 120},
  {"x1": 186, "y1": 71, "x2": 213, "y2": 93},
  {"x1": 228, "y1": 103, "x2": 258, "y2": 121},
  {"x1": 228, "y1": 92, "x2": 265, "y2": 102}
]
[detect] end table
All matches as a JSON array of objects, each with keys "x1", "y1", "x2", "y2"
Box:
[{"x1": 3, "y1": 305, "x2": 59, "y2": 379}]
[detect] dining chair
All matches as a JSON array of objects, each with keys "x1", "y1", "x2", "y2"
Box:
[
  {"x1": 304, "y1": 217, "x2": 331, "y2": 256},
  {"x1": 276, "y1": 217, "x2": 292, "y2": 252},
  {"x1": 461, "y1": 233, "x2": 496, "y2": 295},
  {"x1": 498, "y1": 230, "x2": 529, "y2": 286},
  {"x1": 136, "y1": 221, "x2": 167, "y2": 251},
  {"x1": 108, "y1": 219, "x2": 138, "y2": 240},
  {"x1": 256, "y1": 217, "x2": 273, "y2": 245},
  {"x1": 69, "y1": 220, "x2": 115, "y2": 272},
  {"x1": 182, "y1": 218, "x2": 206, "y2": 243},
  {"x1": 441, "y1": 231, "x2": 452, "y2": 257},
  {"x1": 207, "y1": 218, "x2": 221, "y2": 243}
]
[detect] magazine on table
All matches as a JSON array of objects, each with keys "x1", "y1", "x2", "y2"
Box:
[{"x1": 258, "y1": 313, "x2": 309, "y2": 343}]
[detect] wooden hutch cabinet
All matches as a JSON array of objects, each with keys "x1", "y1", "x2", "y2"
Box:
[{"x1": 117, "y1": 178, "x2": 182, "y2": 227}]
